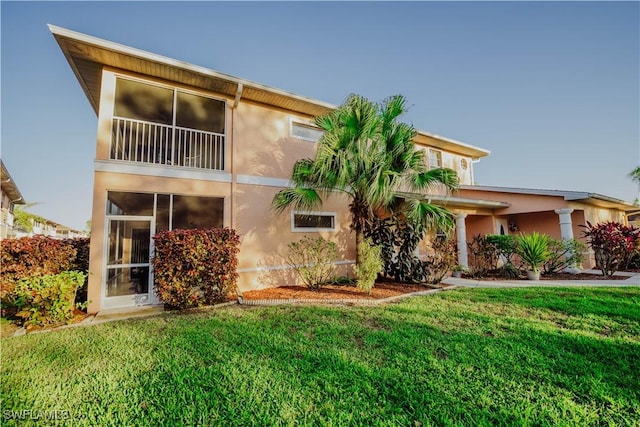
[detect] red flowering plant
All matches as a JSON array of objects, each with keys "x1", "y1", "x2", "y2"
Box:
[{"x1": 581, "y1": 221, "x2": 640, "y2": 277}]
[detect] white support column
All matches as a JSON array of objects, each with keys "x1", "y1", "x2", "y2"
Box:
[
  {"x1": 456, "y1": 213, "x2": 468, "y2": 268},
  {"x1": 554, "y1": 208, "x2": 574, "y2": 240},
  {"x1": 555, "y1": 208, "x2": 580, "y2": 273}
]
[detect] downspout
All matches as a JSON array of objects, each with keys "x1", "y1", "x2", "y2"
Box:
[
  {"x1": 471, "y1": 158, "x2": 481, "y2": 186},
  {"x1": 230, "y1": 82, "x2": 243, "y2": 230}
]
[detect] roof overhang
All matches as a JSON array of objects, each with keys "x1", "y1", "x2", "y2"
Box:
[
  {"x1": 0, "y1": 160, "x2": 25, "y2": 204},
  {"x1": 399, "y1": 192, "x2": 510, "y2": 210},
  {"x1": 48, "y1": 24, "x2": 336, "y2": 118},
  {"x1": 49, "y1": 24, "x2": 490, "y2": 159},
  {"x1": 414, "y1": 132, "x2": 490, "y2": 160},
  {"x1": 461, "y1": 185, "x2": 636, "y2": 211}
]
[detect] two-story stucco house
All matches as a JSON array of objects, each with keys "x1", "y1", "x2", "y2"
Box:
[{"x1": 50, "y1": 25, "x2": 635, "y2": 314}]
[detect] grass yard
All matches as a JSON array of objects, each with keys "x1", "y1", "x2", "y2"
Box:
[{"x1": 2, "y1": 287, "x2": 639, "y2": 426}]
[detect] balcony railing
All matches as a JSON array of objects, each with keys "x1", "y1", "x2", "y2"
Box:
[{"x1": 110, "y1": 117, "x2": 225, "y2": 171}]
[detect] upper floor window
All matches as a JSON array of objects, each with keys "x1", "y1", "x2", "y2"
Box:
[
  {"x1": 291, "y1": 120, "x2": 324, "y2": 143},
  {"x1": 428, "y1": 149, "x2": 442, "y2": 170}
]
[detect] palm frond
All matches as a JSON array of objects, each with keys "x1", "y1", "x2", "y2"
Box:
[
  {"x1": 271, "y1": 188, "x2": 323, "y2": 215},
  {"x1": 404, "y1": 199, "x2": 455, "y2": 234},
  {"x1": 411, "y1": 168, "x2": 460, "y2": 193}
]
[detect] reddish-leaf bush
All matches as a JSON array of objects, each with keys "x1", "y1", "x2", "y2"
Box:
[
  {"x1": 62, "y1": 237, "x2": 90, "y2": 273},
  {"x1": 582, "y1": 221, "x2": 640, "y2": 277},
  {"x1": 152, "y1": 228, "x2": 240, "y2": 309},
  {"x1": 1, "y1": 236, "x2": 77, "y2": 301}
]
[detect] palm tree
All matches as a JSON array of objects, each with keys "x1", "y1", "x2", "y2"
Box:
[
  {"x1": 630, "y1": 167, "x2": 640, "y2": 185},
  {"x1": 272, "y1": 94, "x2": 459, "y2": 265}
]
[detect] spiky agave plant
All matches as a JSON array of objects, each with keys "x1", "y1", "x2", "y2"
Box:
[{"x1": 516, "y1": 232, "x2": 550, "y2": 275}]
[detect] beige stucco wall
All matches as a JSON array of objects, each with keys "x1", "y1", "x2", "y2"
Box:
[
  {"x1": 575, "y1": 203, "x2": 627, "y2": 225},
  {"x1": 234, "y1": 184, "x2": 354, "y2": 291},
  {"x1": 232, "y1": 102, "x2": 317, "y2": 179},
  {"x1": 88, "y1": 68, "x2": 489, "y2": 312}
]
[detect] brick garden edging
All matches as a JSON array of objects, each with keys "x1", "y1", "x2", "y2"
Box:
[{"x1": 238, "y1": 285, "x2": 458, "y2": 306}]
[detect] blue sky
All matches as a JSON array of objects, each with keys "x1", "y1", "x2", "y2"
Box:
[{"x1": 2, "y1": 1, "x2": 639, "y2": 231}]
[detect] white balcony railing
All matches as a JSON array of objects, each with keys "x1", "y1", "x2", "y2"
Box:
[{"x1": 111, "y1": 117, "x2": 225, "y2": 171}]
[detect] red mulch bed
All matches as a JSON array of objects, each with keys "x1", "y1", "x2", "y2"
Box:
[{"x1": 241, "y1": 282, "x2": 441, "y2": 301}]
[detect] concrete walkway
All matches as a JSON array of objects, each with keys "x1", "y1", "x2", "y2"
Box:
[{"x1": 442, "y1": 270, "x2": 640, "y2": 288}]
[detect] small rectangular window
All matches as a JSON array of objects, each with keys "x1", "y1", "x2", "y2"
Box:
[
  {"x1": 291, "y1": 121, "x2": 324, "y2": 143},
  {"x1": 291, "y1": 211, "x2": 336, "y2": 232},
  {"x1": 428, "y1": 149, "x2": 442, "y2": 169}
]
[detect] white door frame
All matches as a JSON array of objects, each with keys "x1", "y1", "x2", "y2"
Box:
[{"x1": 102, "y1": 215, "x2": 155, "y2": 310}]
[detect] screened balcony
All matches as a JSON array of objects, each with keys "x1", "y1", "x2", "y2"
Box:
[{"x1": 109, "y1": 78, "x2": 225, "y2": 171}]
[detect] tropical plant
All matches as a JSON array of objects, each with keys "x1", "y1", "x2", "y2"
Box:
[
  {"x1": 422, "y1": 235, "x2": 458, "y2": 284},
  {"x1": 466, "y1": 234, "x2": 499, "y2": 278},
  {"x1": 354, "y1": 238, "x2": 383, "y2": 294},
  {"x1": 486, "y1": 234, "x2": 521, "y2": 278},
  {"x1": 272, "y1": 94, "x2": 459, "y2": 267},
  {"x1": 629, "y1": 166, "x2": 640, "y2": 185},
  {"x1": 581, "y1": 221, "x2": 640, "y2": 277},
  {"x1": 285, "y1": 236, "x2": 338, "y2": 289},
  {"x1": 543, "y1": 238, "x2": 586, "y2": 274},
  {"x1": 516, "y1": 232, "x2": 550, "y2": 275}
]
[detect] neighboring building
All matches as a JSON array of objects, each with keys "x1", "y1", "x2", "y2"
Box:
[
  {"x1": 2, "y1": 160, "x2": 86, "y2": 240},
  {"x1": 0, "y1": 160, "x2": 26, "y2": 239},
  {"x1": 50, "y1": 25, "x2": 636, "y2": 313},
  {"x1": 454, "y1": 186, "x2": 635, "y2": 268},
  {"x1": 13, "y1": 216, "x2": 87, "y2": 239}
]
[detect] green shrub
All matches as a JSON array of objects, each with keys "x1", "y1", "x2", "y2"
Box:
[
  {"x1": 153, "y1": 228, "x2": 240, "y2": 309},
  {"x1": 354, "y1": 238, "x2": 383, "y2": 294},
  {"x1": 13, "y1": 271, "x2": 86, "y2": 327},
  {"x1": 1, "y1": 236, "x2": 78, "y2": 305},
  {"x1": 543, "y1": 238, "x2": 586, "y2": 274},
  {"x1": 285, "y1": 236, "x2": 338, "y2": 289}
]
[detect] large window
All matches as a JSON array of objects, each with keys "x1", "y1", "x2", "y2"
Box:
[
  {"x1": 106, "y1": 191, "x2": 224, "y2": 231},
  {"x1": 291, "y1": 211, "x2": 336, "y2": 232}
]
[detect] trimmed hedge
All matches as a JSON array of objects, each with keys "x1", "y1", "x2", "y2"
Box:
[
  {"x1": 2, "y1": 236, "x2": 77, "y2": 300},
  {"x1": 152, "y1": 228, "x2": 240, "y2": 309}
]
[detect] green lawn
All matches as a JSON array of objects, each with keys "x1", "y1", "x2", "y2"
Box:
[{"x1": 2, "y1": 287, "x2": 639, "y2": 426}]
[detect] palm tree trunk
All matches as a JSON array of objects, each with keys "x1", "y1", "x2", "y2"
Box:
[{"x1": 355, "y1": 229, "x2": 364, "y2": 268}]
